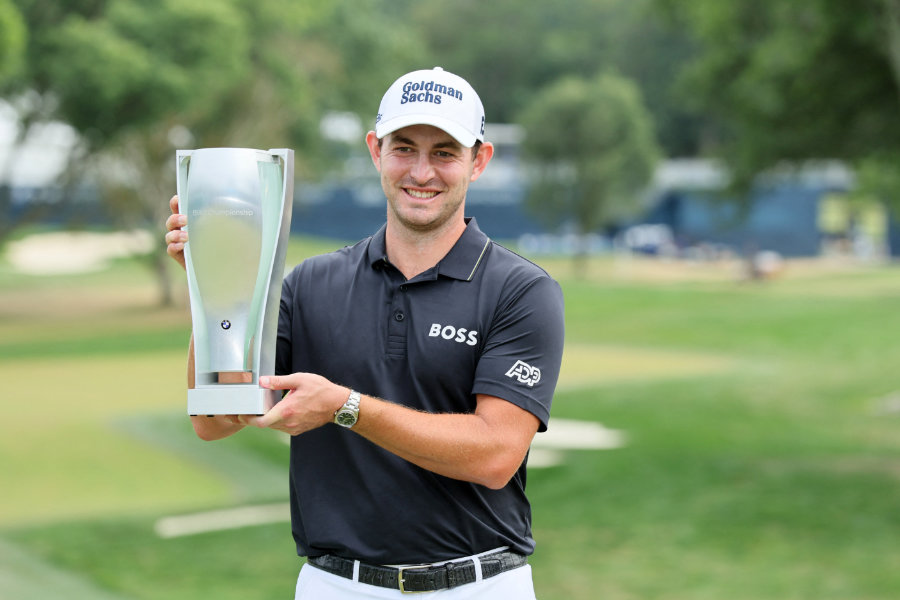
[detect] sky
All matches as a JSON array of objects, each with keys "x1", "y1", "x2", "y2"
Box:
[{"x1": 0, "y1": 101, "x2": 77, "y2": 187}]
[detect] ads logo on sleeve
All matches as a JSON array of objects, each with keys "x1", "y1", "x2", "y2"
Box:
[{"x1": 506, "y1": 360, "x2": 541, "y2": 387}]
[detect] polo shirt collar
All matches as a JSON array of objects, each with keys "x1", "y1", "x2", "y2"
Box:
[{"x1": 367, "y1": 218, "x2": 491, "y2": 282}]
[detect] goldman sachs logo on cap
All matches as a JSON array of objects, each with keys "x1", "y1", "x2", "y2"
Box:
[{"x1": 400, "y1": 79, "x2": 463, "y2": 106}]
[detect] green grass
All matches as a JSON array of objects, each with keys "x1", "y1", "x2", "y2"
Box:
[{"x1": 2, "y1": 239, "x2": 900, "y2": 599}]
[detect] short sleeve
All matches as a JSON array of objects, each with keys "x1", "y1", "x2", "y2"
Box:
[{"x1": 471, "y1": 276, "x2": 565, "y2": 431}]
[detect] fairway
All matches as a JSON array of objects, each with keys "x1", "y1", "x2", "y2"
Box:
[
  {"x1": 558, "y1": 342, "x2": 738, "y2": 389},
  {"x1": 3, "y1": 247, "x2": 900, "y2": 599},
  {"x1": 0, "y1": 331, "x2": 735, "y2": 526},
  {"x1": 0, "y1": 351, "x2": 230, "y2": 526}
]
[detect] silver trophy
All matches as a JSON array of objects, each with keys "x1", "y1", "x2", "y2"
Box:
[{"x1": 176, "y1": 148, "x2": 294, "y2": 415}]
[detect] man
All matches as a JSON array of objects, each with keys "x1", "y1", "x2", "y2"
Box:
[{"x1": 165, "y1": 67, "x2": 565, "y2": 598}]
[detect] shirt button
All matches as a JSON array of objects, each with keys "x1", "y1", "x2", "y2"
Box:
[{"x1": 394, "y1": 311, "x2": 405, "y2": 322}]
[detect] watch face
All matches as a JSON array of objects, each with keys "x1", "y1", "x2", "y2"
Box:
[{"x1": 336, "y1": 410, "x2": 357, "y2": 427}]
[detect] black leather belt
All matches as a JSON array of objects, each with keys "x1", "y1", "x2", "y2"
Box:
[{"x1": 307, "y1": 549, "x2": 527, "y2": 593}]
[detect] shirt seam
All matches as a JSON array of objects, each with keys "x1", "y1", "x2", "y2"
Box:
[{"x1": 466, "y1": 239, "x2": 491, "y2": 281}]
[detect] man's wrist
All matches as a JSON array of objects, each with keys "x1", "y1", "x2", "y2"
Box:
[{"x1": 334, "y1": 388, "x2": 361, "y2": 429}]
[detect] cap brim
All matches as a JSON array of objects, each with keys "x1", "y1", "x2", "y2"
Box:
[{"x1": 375, "y1": 114, "x2": 478, "y2": 148}]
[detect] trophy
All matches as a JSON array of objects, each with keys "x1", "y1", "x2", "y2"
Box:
[{"x1": 176, "y1": 148, "x2": 294, "y2": 415}]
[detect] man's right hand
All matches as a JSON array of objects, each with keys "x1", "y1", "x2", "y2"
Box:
[{"x1": 165, "y1": 194, "x2": 188, "y2": 271}]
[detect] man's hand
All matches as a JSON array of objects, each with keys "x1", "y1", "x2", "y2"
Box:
[
  {"x1": 241, "y1": 373, "x2": 349, "y2": 436},
  {"x1": 164, "y1": 194, "x2": 188, "y2": 271}
]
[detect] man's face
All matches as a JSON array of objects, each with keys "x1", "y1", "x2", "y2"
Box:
[{"x1": 366, "y1": 125, "x2": 492, "y2": 235}]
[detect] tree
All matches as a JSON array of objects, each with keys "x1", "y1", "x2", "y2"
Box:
[
  {"x1": 405, "y1": 0, "x2": 701, "y2": 156},
  {"x1": 0, "y1": 0, "x2": 24, "y2": 84},
  {"x1": 518, "y1": 73, "x2": 660, "y2": 272},
  {"x1": 655, "y1": 0, "x2": 900, "y2": 198},
  {"x1": 0, "y1": 0, "x2": 25, "y2": 243},
  {"x1": 2, "y1": 0, "x2": 261, "y2": 304},
  {"x1": 3, "y1": 0, "x2": 420, "y2": 304}
]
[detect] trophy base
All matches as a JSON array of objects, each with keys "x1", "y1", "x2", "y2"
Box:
[{"x1": 188, "y1": 386, "x2": 280, "y2": 416}]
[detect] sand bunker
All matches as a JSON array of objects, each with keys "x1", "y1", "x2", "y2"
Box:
[{"x1": 4, "y1": 230, "x2": 154, "y2": 275}]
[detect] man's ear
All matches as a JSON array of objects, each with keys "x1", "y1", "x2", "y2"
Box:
[
  {"x1": 469, "y1": 141, "x2": 494, "y2": 183},
  {"x1": 365, "y1": 131, "x2": 382, "y2": 172}
]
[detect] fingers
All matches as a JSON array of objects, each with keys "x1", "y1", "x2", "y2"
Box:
[
  {"x1": 165, "y1": 227, "x2": 188, "y2": 263},
  {"x1": 237, "y1": 377, "x2": 293, "y2": 429},
  {"x1": 239, "y1": 401, "x2": 285, "y2": 429},
  {"x1": 259, "y1": 375, "x2": 296, "y2": 390},
  {"x1": 165, "y1": 225, "x2": 187, "y2": 243},
  {"x1": 165, "y1": 195, "x2": 186, "y2": 236},
  {"x1": 250, "y1": 374, "x2": 336, "y2": 435},
  {"x1": 165, "y1": 212, "x2": 187, "y2": 232},
  {"x1": 165, "y1": 221, "x2": 187, "y2": 245},
  {"x1": 165, "y1": 195, "x2": 188, "y2": 268}
]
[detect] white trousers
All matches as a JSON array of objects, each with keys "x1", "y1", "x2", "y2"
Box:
[{"x1": 294, "y1": 561, "x2": 537, "y2": 599}]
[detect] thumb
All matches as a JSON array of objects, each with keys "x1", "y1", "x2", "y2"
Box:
[
  {"x1": 260, "y1": 374, "x2": 295, "y2": 390},
  {"x1": 247, "y1": 400, "x2": 283, "y2": 428}
]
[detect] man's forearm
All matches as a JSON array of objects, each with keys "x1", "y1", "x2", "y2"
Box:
[
  {"x1": 249, "y1": 374, "x2": 538, "y2": 487},
  {"x1": 352, "y1": 393, "x2": 538, "y2": 490}
]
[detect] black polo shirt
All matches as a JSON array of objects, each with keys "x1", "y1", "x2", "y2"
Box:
[{"x1": 276, "y1": 218, "x2": 565, "y2": 564}]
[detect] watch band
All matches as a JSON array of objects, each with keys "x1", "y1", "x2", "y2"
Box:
[{"x1": 334, "y1": 389, "x2": 361, "y2": 428}]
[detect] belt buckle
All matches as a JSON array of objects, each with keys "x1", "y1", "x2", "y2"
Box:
[{"x1": 397, "y1": 566, "x2": 427, "y2": 594}]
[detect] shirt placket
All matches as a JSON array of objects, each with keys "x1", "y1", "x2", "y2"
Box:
[{"x1": 385, "y1": 275, "x2": 408, "y2": 358}]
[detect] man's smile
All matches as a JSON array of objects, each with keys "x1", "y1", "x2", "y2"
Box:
[{"x1": 404, "y1": 188, "x2": 440, "y2": 200}]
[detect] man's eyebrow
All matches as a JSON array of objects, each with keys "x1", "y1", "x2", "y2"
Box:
[
  {"x1": 433, "y1": 140, "x2": 463, "y2": 151},
  {"x1": 390, "y1": 135, "x2": 462, "y2": 151},
  {"x1": 390, "y1": 135, "x2": 417, "y2": 147}
]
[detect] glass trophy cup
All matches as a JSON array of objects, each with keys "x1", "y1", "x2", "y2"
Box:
[{"x1": 176, "y1": 148, "x2": 294, "y2": 415}]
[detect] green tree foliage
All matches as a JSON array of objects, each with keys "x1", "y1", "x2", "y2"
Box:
[
  {"x1": 4, "y1": 0, "x2": 265, "y2": 305},
  {"x1": 519, "y1": 73, "x2": 660, "y2": 266},
  {"x1": 39, "y1": 1, "x2": 250, "y2": 144},
  {"x1": 2, "y1": 0, "x2": 418, "y2": 304},
  {"x1": 656, "y1": 0, "x2": 900, "y2": 195},
  {"x1": 0, "y1": 0, "x2": 25, "y2": 242},
  {"x1": 5, "y1": 0, "x2": 413, "y2": 171},
  {"x1": 0, "y1": 0, "x2": 24, "y2": 84},
  {"x1": 407, "y1": 0, "x2": 700, "y2": 156}
]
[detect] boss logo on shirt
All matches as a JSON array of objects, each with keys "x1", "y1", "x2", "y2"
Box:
[
  {"x1": 506, "y1": 360, "x2": 541, "y2": 387},
  {"x1": 428, "y1": 323, "x2": 479, "y2": 346}
]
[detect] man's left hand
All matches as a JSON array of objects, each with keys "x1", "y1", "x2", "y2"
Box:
[{"x1": 240, "y1": 373, "x2": 348, "y2": 435}]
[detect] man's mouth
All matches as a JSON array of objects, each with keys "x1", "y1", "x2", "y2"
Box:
[{"x1": 404, "y1": 188, "x2": 439, "y2": 199}]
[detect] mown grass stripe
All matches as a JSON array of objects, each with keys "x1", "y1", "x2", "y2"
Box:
[
  {"x1": 154, "y1": 503, "x2": 291, "y2": 539},
  {"x1": 0, "y1": 538, "x2": 131, "y2": 600}
]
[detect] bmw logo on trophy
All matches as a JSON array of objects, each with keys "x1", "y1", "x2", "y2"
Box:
[{"x1": 176, "y1": 148, "x2": 293, "y2": 416}]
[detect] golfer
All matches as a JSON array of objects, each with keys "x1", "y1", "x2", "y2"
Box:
[{"x1": 165, "y1": 67, "x2": 565, "y2": 598}]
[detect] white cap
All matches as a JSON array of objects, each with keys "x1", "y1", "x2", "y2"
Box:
[{"x1": 374, "y1": 67, "x2": 485, "y2": 147}]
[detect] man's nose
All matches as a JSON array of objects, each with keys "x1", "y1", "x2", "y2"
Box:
[{"x1": 409, "y1": 153, "x2": 436, "y2": 184}]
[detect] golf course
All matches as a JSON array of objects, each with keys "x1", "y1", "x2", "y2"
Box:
[{"x1": 2, "y1": 231, "x2": 900, "y2": 599}]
